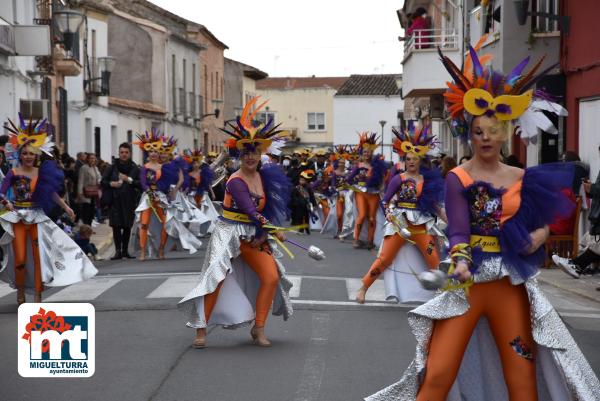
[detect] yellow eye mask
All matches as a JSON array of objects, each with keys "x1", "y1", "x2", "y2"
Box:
[{"x1": 463, "y1": 88, "x2": 532, "y2": 120}]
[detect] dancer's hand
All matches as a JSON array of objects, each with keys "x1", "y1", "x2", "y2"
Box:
[
  {"x1": 3, "y1": 201, "x2": 14, "y2": 211},
  {"x1": 64, "y1": 206, "x2": 76, "y2": 221},
  {"x1": 525, "y1": 226, "x2": 549, "y2": 255},
  {"x1": 385, "y1": 212, "x2": 393, "y2": 222},
  {"x1": 250, "y1": 233, "x2": 267, "y2": 248},
  {"x1": 454, "y1": 260, "x2": 472, "y2": 282},
  {"x1": 273, "y1": 231, "x2": 286, "y2": 242}
]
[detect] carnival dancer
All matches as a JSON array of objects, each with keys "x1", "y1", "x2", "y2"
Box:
[
  {"x1": 178, "y1": 97, "x2": 294, "y2": 348},
  {"x1": 0, "y1": 115, "x2": 97, "y2": 304},
  {"x1": 320, "y1": 145, "x2": 349, "y2": 238},
  {"x1": 182, "y1": 148, "x2": 219, "y2": 236},
  {"x1": 366, "y1": 42, "x2": 600, "y2": 400},
  {"x1": 290, "y1": 169, "x2": 318, "y2": 234},
  {"x1": 348, "y1": 133, "x2": 388, "y2": 249},
  {"x1": 356, "y1": 125, "x2": 446, "y2": 304},
  {"x1": 130, "y1": 130, "x2": 202, "y2": 261}
]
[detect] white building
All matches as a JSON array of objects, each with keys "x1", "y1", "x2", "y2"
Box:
[
  {"x1": 0, "y1": 0, "x2": 50, "y2": 138},
  {"x1": 333, "y1": 74, "x2": 404, "y2": 162}
]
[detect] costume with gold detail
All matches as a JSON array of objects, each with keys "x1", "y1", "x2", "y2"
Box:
[
  {"x1": 129, "y1": 130, "x2": 202, "y2": 258},
  {"x1": 0, "y1": 115, "x2": 97, "y2": 298},
  {"x1": 179, "y1": 97, "x2": 294, "y2": 331},
  {"x1": 367, "y1": 42, "x2": 599, "y2": 401}
]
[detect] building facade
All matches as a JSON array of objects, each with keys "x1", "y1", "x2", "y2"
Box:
[
  {"x1": 561, "y1": 0, "x2": 600, "y2": 178},
  {"x1": 399, "y1": 0, "x2": 565, "y2": 166},
  {"x1": 256, "y1": 77, "x2": 347, "y2": 150},
  {"x1": 223, "y1": 58, "x2": 267, "y2": 123},
  {"x1": 333, "y1": 74, "x2": 404, "y2": 162}
]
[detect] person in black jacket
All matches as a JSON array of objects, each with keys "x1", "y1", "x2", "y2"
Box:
[
  {"x1": 101, "y1": 142, "x2": 141, "y2": 260},
  {"x1": 289, "y1": 169, "x2": 317, "y2": 234}
]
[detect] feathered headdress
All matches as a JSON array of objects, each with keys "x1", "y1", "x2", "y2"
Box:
[
  {"x1": 134, "y1": 129, "x2": 177, "y2": 154},
  {"x1": 183, "y1": 148, "x2": 204, "y2": 163},
  {"x1": 6, "y1": 113, "x2": 55, "y2": 156},
  {"x1": 357, "y1": 132, "x2": 379, "y2": 154},
  {"x1": 439, "y1": 34, "x2": 566, "y2": 141},
  {"x1": 300, "y1": 169, "x2": 316, "y2": 180},
  {"x1": 221, "y1": 96, "x2": 288, "y2": 157},
  {"x1": 392, "y1": 125, "x2": 436, "y2": 158}
]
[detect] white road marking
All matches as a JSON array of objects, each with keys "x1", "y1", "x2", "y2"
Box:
[
  {"x1": 293, "y1": 312, "x2": 330, "y2": 401},
  {"x1": 44, "y1": 277, "x2": 123, "y2": 301},
  {"x1": 288, "y1": 276, "x2": 302, "y2": 298},
  {"x1": 0, "y1": 282, "x2": 15, "y2": 298},
  {"x1": 345, "y1": 278, "x2": 387, "y2": 301},
  {"x1": 146, "y1": 275, "x2": 199, "y2": 298}
]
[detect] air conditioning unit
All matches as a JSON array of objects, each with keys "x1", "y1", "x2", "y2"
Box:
[{"x1": 20, "y1": 99, "x2": 49, "y2": 120}]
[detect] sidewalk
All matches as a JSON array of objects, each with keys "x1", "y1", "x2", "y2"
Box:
[
  {"x1": 538, "y1": 267, "x2": 600, "y2": 304},
  {"x1": 90, "y1": 222, "x2": 115, "y2": 260}
]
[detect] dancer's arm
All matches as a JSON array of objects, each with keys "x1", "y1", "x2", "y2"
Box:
[
  {"x1": 445, "y1": 172, "x2": 471, "y2": 281},
  {"x1": 0, "y1": 170, "x2": 14, "y2": 210}
]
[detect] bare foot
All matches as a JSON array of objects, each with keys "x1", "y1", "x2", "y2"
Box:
[
  {"x1": 158, "y1": 247, "x2": 165, "y2": 259},
  {"x1": 139, "y1": 251, "x2": 146, "y2": 261},
  {"x1": 356, "y1": 285, "x2": 368, "y2": 304},
  {"x1": 250, "y1": 326, "x2": 271, "y2": 347}
]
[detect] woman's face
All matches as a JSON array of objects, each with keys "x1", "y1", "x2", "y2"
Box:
[
  {"x1": 192, "y1": 160, "x2": 200, "y2": 170},
  {"x1": 363, "y1": 149, "x2": 373, "y2": 160},
  {"x1": 405, "y1": 153, "x2": 421, "y2": 173},
  {"x1": 20, "y1": 146, "x2": 37, "y2": 167},
  {"x1": 470, "y1": 115, "x2": 507, "y2": 160},
  {"x1": 240, "y1": 150, "x2": 260, "y2": 170},
  {"x1": 148, "y1": 150, "x2": 159, "y2": 162},
  {"x1": 87, "y1": 154, "x2": 97, "y2": 166},
  {"x1": 159, "y1": 153, "x2": 170, "y2": 163}
]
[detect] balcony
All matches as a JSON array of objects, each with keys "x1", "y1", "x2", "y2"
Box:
[
  {"x1": 401, "y1": 29, "x2": 460, "y2": 98},
  {"x1": 53, "y1": 46, "x2": 82, "y2": 76}
]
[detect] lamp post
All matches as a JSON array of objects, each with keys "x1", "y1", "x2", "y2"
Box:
[
  {"x1": 53, "y1": 9, "x2": 85, "y2": 58},
  {"x1": 379, "y1": 120, "x2": 387, "y2": 155}
]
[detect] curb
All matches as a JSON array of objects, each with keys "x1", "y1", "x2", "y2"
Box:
[{"x1": 537, "y1": 274, "x2": 600, "y2": 306}]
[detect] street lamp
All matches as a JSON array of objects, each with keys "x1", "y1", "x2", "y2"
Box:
[
  {"x1": 84, "y1": 56, "x2": 116, "y2": 96},
  {"x1": 379, "y1": 120, "x2": 386, "y2": 155},
  {"x1": 53, "y1": 9, "x2": 85, "y2": 58}
]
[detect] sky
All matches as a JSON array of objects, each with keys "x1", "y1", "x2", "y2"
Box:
[{"x1": 147, "y1": 0, "x2": 405, "y2": 77}]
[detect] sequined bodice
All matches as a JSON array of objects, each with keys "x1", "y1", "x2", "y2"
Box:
[
  {"x1": 145, "y1": 168, "x2": 158, "y2": 187},
  {"x1": 466, "y1": 182, "x2": 503, "y2": 236},
  {"x1": 394, "y1": 179, "x2": 418, "y2": 205},
  {"x1": 12, "y1": 175, "x2": 35, "y2": 203}
]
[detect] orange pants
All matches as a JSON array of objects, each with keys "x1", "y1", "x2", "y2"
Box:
[
  {"x1": 320, "y1": 199, "x2": 330, "y2": 220},
  {"x1": 362, "y1": 230, "x2": 439, "y2": 288},
  {"x1": 417, "y1": 278, "x2": 537, "y2": 401},
  {"x1": 354, "y1": 192, "x2": 380, "y2": 243},
  {"x1": 139, "y1": 202, "x2": 168, "y2": 250},
  {"x1": 336, "y1": 197, "x2": 344, "y2": 231},
  {"x1": 194, "y1": 194, "x2": 203, "y2": 207},
  {"x1": 204, "y1": 241, "x2": 279, "y2": 327},
  {"x1": 13, "y1": 222, "x2": 43, "y2": 293}
]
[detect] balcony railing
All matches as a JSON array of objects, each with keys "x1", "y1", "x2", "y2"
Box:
[{"x1": 403, "y1": 28, "x2": 459, "y2": 57}]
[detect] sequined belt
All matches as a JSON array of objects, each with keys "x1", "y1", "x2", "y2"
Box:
[
  {"x1": 395, "y1": 202, "x2": 417, "y2": 209},
  {"x1": 222, "y1": 210, "x2": 252, "y2": 223},
  {"x1": 15, "y1": 201, "x2": 34, "y2": 208},
  {"x1": 470, "y1": 234, "x2": 501, "y2": 253}
]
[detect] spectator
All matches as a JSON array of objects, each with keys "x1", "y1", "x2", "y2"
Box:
[
  {"x1": 553, "y1": 145, "x2": 600, "y2": 278},
  {"x1": 549, "y1": 150, "x2": 587, "y2": 235},
  {"x1": 459, "y1": 155, "x2": 471, "y2": 164},
  {"x1": 101, "y1": 142, "x2": 140, "y2": 260},
  {"x1": 406, "y1": 7, "x2": 431, "y2": 49},
  {"x1": 77, "y1": 153, "x2": 101, "y2": 225},
  {"x1": 440, "y1": 155, "x2": 457, "y2": 178},
  {"x1": 562, "y1": 150, "x2": 589, "y2": 194},
  {"x1": 73, "y1": 224, "x2": 100, "y2": 260}
]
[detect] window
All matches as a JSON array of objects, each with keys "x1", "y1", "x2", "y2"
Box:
[
  {"x1": 172, "y1": 55, "x2": 177, "y2": 115},
  {"x1": 307, "y1": 112, "x2": 325, "y2": 131},
  {"x1": 532, "y1": 0, "x2": 560, "y2": 33},
  {"x1": 257, "y1": 112, "x2": 276, "y2": 125}
]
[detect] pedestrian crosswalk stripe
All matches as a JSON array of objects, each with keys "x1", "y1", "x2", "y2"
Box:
[
  {"x1": 146, "y1": 276, "x2": 199, "y2": 298},
  {"x1": 345, "y1": 278, "x2": 388, "y2": 302},
  {"x1": 288, "y1": 276, "x2": 302, "y2": 298},
  {"x1": 0, "y1": 282, "x2": 15, "y2": 298},
  {"x1": 44, "y1": 277, "x2": 123, "y2": 301}
]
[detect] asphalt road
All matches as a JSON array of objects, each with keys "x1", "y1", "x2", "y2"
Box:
[{"x1": 0, "y1": 233, "x2": 599, "y2": 401}]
